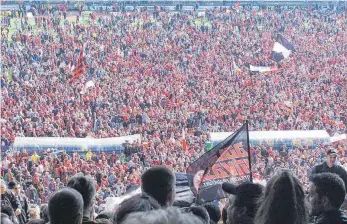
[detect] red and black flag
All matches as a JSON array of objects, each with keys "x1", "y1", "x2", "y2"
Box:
[
  {"x1": 186, "y1": 121, "x2": 252, "y2": 202},
  {"x1": 71, "y1": 48, "x2": 85, "y2": 82}
]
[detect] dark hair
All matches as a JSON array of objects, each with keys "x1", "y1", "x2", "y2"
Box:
[
  {"x1": 187, "y1": 206, "x2": 210, "y2": 224},
  {"x1": 222, "y1": 207, "x2": 227, "y2": 224},
  {"x1": 173, "y1": 200, "x2": 192, "y2": 208},
  {"x1": 121, "y1": 207, "x2": 204, "y2": 224},
  {"x1": 1, "y1": 203, "x2": 14, "y2": 217},
  {"x1": 40, "y1": 204, "x2": 49, "y2": 223},
  {"x1": 48, "y1": 187, "x2": 84, "y2": 224},
  {"x1": 96, "y1": 211, "x2": 114, "y2": 220},
  {"x1": 7, "y1": 182, "x2": 17, "y2": 190},
  {"x1": 115, "y1": 193, "x2": 161, "y2": 224},
  {"x1": 229, "y1": 182, "x2": 264, "y2": 219},
  {"x1": 1, "y1": 213, "x2": 13, "y2": 224},
  {"x1": 254, "y1": 170, "x2": 308, "y2": 224},
  {"x1": 141, "y1": 166, "x2": 175, "y2": 207},
  {"x1": 311, "y1": 173, "x2": 346, "y2": 208},
  {"x1": 203, "y1": 203, "x2": 220, "y2": 223},
  {"x1": 27, "y1": 219, "x2": 46, "y2": 224},
  {"x1": 67, "y1": 175, "x2": 96, "y2": 210}
]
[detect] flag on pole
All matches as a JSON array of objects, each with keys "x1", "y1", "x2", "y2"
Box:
[
  {"x1": 182, "y1": 128, "x2": 188, "y2": 151},
  {"x1": 186, "y1": 122, "x2": 252, "y2": 202},
  {"x1": 233, "y1": 61, "x2": 241, "y2": 73},
  {"x1": 250, "y1": 65, "x2": 277, "y2": 73},
  {"x1": 80, "y1": 78, "x2": 95, "y2": 94},
  {"x1": 271, "y1": 34, "x2": 295, "y2": 62},
  {"x1": 71, "y1": 49, "x2": 85, "y2": 82}
]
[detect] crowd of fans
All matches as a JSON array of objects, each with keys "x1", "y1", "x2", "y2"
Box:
[
  {"x1": 2, "y1": 165, "x2": 347, "y2": 224},
  {"x1": 0, "y1": 2, "x2": 347, "y2": 224}
]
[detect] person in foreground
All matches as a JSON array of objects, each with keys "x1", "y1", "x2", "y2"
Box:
[
  {"x1": 141, "y1": 166, "x2": 176, "y2": 208},
  {"x1": 48, "y1": 187, "x2": 84, "y2": 224},
  {"x1": 310, "y1": 149, "x2": 347, "y2": 191},
  {"x1": 114, "y1": 193, "x2": 161, "y2": 224},
  {"x1": 222, "y1": 181, "x2": 264, "y2": 224},
  {"x1": 67, "y1": 175, "x2": 112, "y2": 224},
  {"x1": 254, "y1": 169, "x2": 309, "y2": 224},
  {"x1": 1, "y1": 180, "x2": 21, "y2": 223},
  {"x1": 121, "y1": 207, "x2": 204, "y2": 224},
  {"x1": 309, "y1": 173, "x2": 347, "y2": 224}
]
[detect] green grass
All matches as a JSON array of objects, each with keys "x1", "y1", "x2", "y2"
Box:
[{"x1": 5, "y1": 15, "x2": 90, "y2": 42}]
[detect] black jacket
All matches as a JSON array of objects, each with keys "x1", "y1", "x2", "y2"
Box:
[
  {"x1": 315, "y1": 209, "x2": 347, "y2": 224},
  {"x1": 82, "y1": 216, "x2": 112, "y2": 224},
  {"x1": 1, "y1": 190, "x2": 22, "y2": 210},
  {"x1": 310, "y1": 162, "x2": 347, "y2": 191}
]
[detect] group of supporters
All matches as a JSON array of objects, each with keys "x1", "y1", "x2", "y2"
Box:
[
  {"x1": 1, "y1": 2, "x2": 347, "y2": 224},
  {"x1": 2, "y1": 162, "x2": 347, "y2": 224}
]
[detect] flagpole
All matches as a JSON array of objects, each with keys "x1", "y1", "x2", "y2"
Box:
[{"x1": 246, "y1": 120, "x2": 253, "y2": 183}]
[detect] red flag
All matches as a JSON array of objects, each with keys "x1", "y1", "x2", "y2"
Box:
[
  {"x1": 182, "y1": 128, "x2": 187, "y2": 151},
  {"x1": 71, "y1": 49, "x2": 85, "y2": 82}
]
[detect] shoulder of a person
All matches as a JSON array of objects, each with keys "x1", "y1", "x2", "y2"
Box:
[{"x1": 317, "y1": 210, "x2": 347, "y2": 224}]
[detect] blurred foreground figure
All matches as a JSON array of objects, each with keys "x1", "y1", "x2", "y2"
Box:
[
  {"x1": 48, "y1": 188, "x2": 84, "y2": 224},
  {"x1": 309, "y1": 173, "x2": 347, "y2": 224},
  {"x1": 255, "y1": 170, "x2": 309, "y2": 224}
]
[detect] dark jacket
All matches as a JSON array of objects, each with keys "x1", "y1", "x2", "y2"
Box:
[
  {"x1": 17, "y1": 194, "x2": 30, "y2": 224},
  {"x1": 311, "y1": 162, "x2": 347, "y2": 191},
  {"x1": 315, "y1": 209, "x2": 347, "y2": 224},
  {"x1": 1, "y1": 190, "x2": 22, "y2": 211},
  {"x1": 82, "y1": 216, "x2": 113, "y2": 224}
]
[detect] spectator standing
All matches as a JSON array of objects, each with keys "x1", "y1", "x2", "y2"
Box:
[
  {"x1": 48, "y1": 188, "x2": 84, "y2": 224},
  {"x1": 9, "y1": 182, "x2": 29, "y2": 224},
  {"x1": 254, "y1": 170, "x2": 309, "y2": 224},
  {"x1": 141, "y1": 166, "x2": 176, "y2": 208},
  {"x1": 0, "y1": 180, "x2": 22, "y2": 220},
  {"x1": 67, "y1": 175, "x2": 112, "y2": 224},
  {"x1": 310, "y1": 149, "x2": 347, "y2": 191},
  {"x1": 309, "y1": 173, "x2": 347, "y2": 224},
  {"x1": 222, "y1": 181, "x2": 264, "y2": 224}
]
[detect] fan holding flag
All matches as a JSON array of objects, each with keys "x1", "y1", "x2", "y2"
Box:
[{"x1": 186, "y1": 121, "x2": 252, "y2": 203}]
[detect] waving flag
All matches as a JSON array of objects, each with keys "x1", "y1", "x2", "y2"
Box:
[
  {"x1": 186, "y1": 122, "x2": 252, "y2": 202},
  {"x1": 80, "y1": 78, "x2": 95, "y2": 94},
  {"x1": 71, "y1": 49, "x2": 85, "y2": 82},
  {"x1": 182, "y1": 128, "x2": 188, "y2": 151},
  {"x1": 250, "y1": 65, "x2": 277, "y2": 73},
  {"x1": 232, "y1": 61, "x2": 241, "y2": 73},
  {"x1": 271, "y1": 34, "x2": 295, "y2": 62}
]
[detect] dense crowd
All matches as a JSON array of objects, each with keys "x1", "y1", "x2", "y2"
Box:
[
  {"x1": 2, "y1": 165, "x2": 347, "y2": 224},
  {"x1": 0, "y1": 3, "x2": 347, "y2": 224}
]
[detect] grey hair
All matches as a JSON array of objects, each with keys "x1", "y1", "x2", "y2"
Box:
[{"x1": 121, "y1": 207, "x2": 204, "y2": 224}]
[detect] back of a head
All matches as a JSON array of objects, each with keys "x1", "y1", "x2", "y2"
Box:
[
  {"x1": 67, "y1": 175, "x2": 96, "y2": 210},
  {"x1": 186, "y1": 206, "x2": 210, "y2": 224},
  {"x1": 255, "y1": 170, "x2": 308, "y2": 224},
  {"x1": 1, "y1": 203, "x2": 14, "y2": 217},
  {"x1": 40, "y1": 204, "x2": 49, "y2": 223},
  {"x1": 141, "y1": 166, "x2": 176, "y2": 207},
  {"x1": 48, "y1": 187, "x2": 84, "y2": 224},
  {"x1": 27, "y1": 219, "x2": 46, "y2": 224},
  {"x1": 1, "y1": 213, "x2": 13, "y2": 224},
  {"x1": 96, "y1": 211, "x2": 114, "y2": 220},
  {"x1": 7, "y1": 182, "x2": 16, "y2": 190},
  {"x1": 203, "y1": 203, "x2": 221, "y2": 224},
  {"x1": 173, "y1": 200, "x2": 192, "y2": 208},
  {"x1": 311, "y1": 173, "x2": 346, "y2": 209},
  {"x1": 115, "y1": 193, "x2": 161, "y2": 224},
  {"x1": 121, "y1": 207, "x2": 204, "y2": 224}
]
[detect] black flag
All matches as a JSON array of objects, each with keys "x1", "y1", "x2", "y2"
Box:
[
  {"x1": 186, "y1": 121, "x2": 252, "y2": 202},
  {"x1": 271, "y1": 34, "x2": 295, "y2": 62}
]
